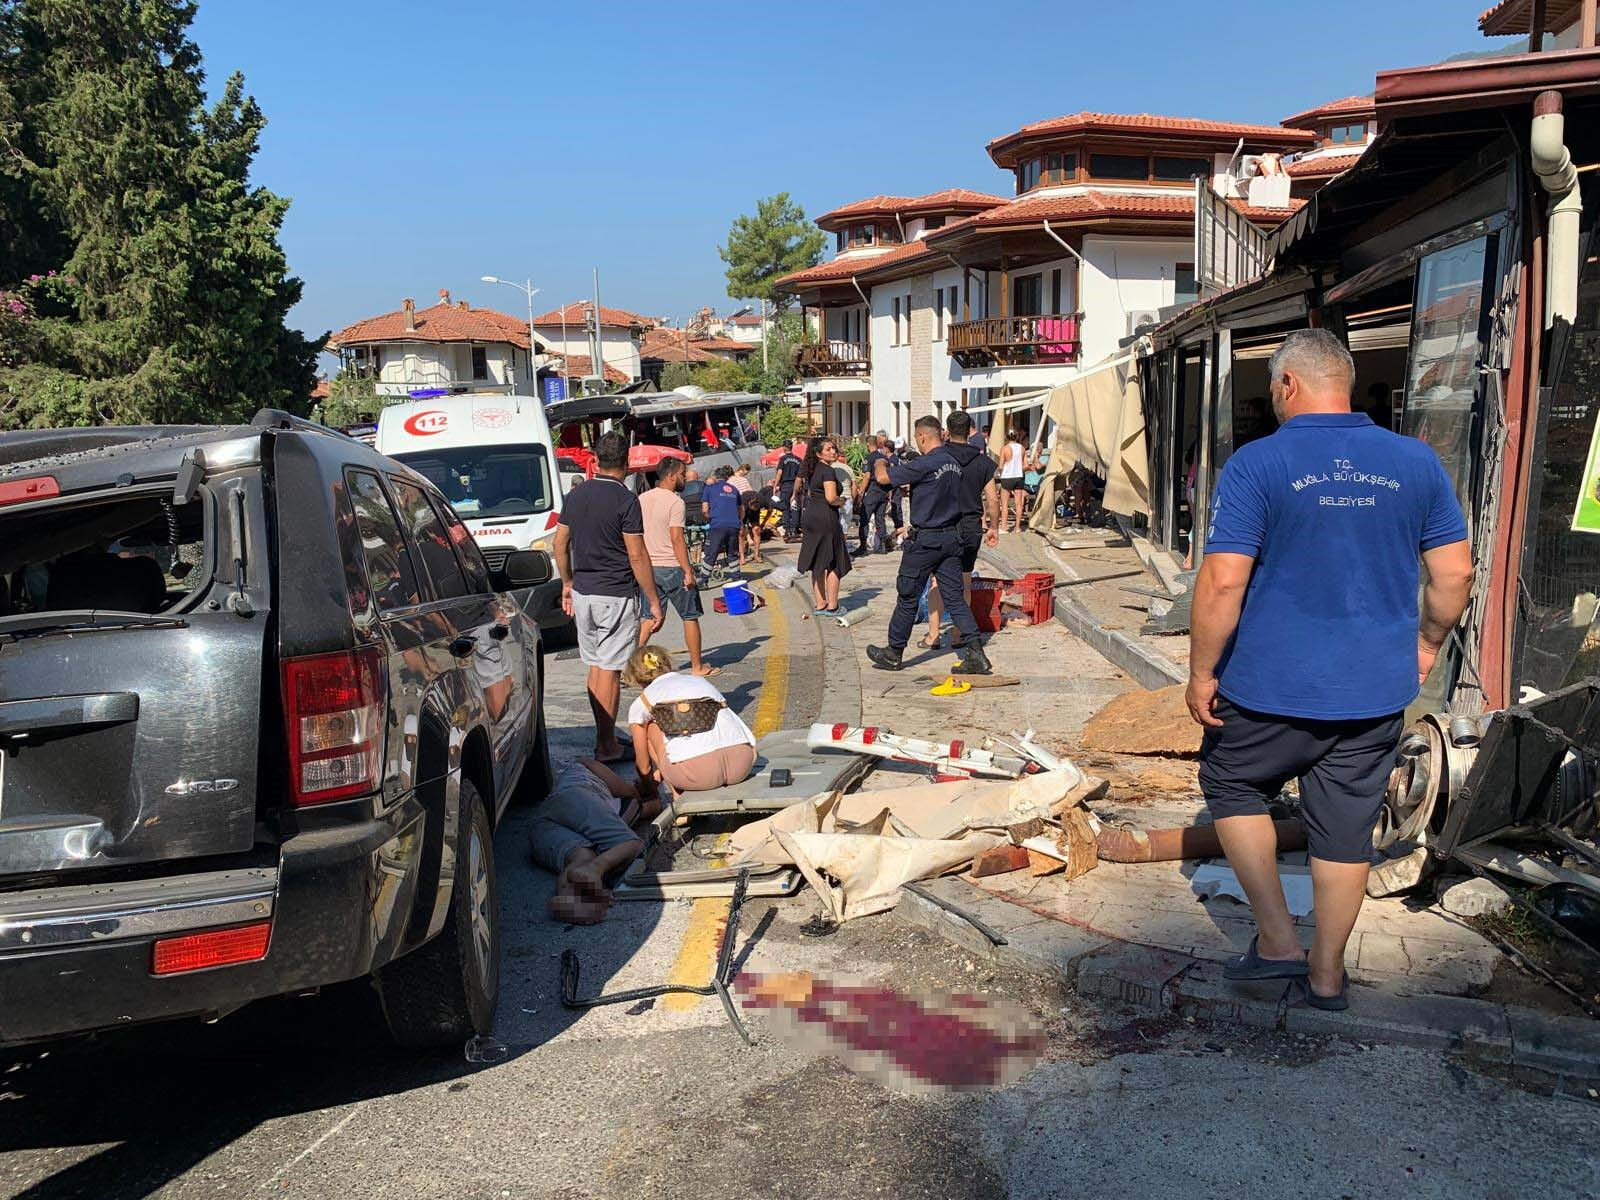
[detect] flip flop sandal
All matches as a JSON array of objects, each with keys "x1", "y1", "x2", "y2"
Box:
[
  {"x1": 1290, "y1": 973, "x2": 1350, "y2": 1011},
  {"x1": 1222, "y1": 935, "x2": 1310, "y2": 980}
]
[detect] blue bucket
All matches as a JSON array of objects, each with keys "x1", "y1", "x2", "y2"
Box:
[{"x1": 722, "y1": 581, "x2": 755, "y2": 615}]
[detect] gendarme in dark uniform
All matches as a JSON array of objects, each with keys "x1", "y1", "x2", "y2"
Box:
[{"x1": 867, "y1": 417, "x2": 992, "y2": 675}]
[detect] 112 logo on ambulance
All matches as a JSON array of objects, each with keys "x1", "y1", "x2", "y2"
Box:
[{"x1": 403, "y1": 410, "x2": 449, "y2": 436}]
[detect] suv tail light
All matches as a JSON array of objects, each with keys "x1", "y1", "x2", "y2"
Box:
[{"x1": 281, "y1": 644, "x2": 387, "y2": 806}]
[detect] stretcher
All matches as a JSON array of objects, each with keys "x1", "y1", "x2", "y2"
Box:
[{"x1": 806, "y1": 722, "x2": 1028, "y2": 779}]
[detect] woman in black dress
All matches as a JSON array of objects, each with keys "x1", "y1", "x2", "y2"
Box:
[{"x1": 796, "y1": 436, "x2": 849, "y2": 614}]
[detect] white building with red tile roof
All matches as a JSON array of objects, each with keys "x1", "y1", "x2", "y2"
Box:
[
  {"x1": 1279, "y1": 95, "x2": 1379, "y2": 198},
  {"x1": 776, "y1": 114, "x2": 1309, "y2": 438},
  {"x1": 327, "y1": 288, "x2": 543, "y2": 397},
  {"x1": 528, "y1": 301, "x2": 654, "y2": 383}
]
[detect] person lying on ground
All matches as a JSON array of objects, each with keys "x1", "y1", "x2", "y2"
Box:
[
  {"x1": 529, "y1": 757, "x2": 654, "y2": 925},
  {"x1": 625, "y1": 644, "x2": 757, "y2": 797}
]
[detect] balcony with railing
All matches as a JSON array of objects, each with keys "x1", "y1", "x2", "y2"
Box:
[
  {"x1": 947, "y1": 313, "x2": 1082, "y2": 369},
  {"x1": 794, "y1": 340, "x2": 870, "y2": 379}
]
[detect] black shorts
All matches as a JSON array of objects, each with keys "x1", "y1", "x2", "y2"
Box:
[
  {"x1": 999, "y1": 477, "x2": 1026, "y2": 491},
  {"x1": 1198, "y1": 696, "x2": 1403, "y2": 864}
]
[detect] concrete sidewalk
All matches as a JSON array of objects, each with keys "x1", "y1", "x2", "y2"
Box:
[{"x1": 817, "y1": 531, "x2": 1599, "y2": 1078}]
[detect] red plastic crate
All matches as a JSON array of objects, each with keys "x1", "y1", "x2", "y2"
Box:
[
  {"x1": 969, "y1": 577, "x2": 1010, "y2": 633},
  {"x1": 1013, "y1": 572, "x2": 1056, "y2": 624}
]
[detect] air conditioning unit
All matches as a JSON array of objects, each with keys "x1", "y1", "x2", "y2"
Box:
[
  {"x1": 1247, "y1": 173, "x2": 1292, "y2": 211},
  {"x1": 1126, "y1": 309, "x2": 1163, "y2": 336}
]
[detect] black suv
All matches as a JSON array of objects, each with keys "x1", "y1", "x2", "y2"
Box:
[{"x1": 0, "y1": 411, "x2": 551, "y2": 1048}]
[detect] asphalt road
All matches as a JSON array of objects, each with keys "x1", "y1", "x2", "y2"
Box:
[{"x1": 2, "y1": 552, "x2": 1596, "y2": 1199}]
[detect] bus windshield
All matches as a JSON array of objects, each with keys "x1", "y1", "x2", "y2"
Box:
[{"x1": 390, "y1": 443, "x2": 555, "y2": 518}]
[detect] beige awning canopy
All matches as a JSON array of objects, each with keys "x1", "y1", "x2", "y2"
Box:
[{"x1": 1028, "y1": 354, "x2": 1150, "y2": 526}]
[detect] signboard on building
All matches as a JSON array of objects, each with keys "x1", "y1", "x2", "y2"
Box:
[
  {"x1": 543, "y1": 375, "x2": 567, "y2": 405},
  {"x1": 1194, "y1": 179, "x2": 1271, "y2": 298}
]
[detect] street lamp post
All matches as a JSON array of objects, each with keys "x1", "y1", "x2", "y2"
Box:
[{"x1": 480, "y1": 274, "x2": 541, "y2": 397}]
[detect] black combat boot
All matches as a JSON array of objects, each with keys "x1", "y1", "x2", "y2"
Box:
[
  {"x1": 952, "y1": 638, "x2": 992, "y2": 676},
  {"x1": 866, "y1": 644, "x2": 905, "y2": 671}
]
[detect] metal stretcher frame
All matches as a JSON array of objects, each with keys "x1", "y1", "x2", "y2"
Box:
[{"x1": 612, "y1": 751, "x2": 877, "y2": 900}]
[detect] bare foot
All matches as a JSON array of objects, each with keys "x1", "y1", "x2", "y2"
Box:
[{"x1": 689, "y1": 664, "x2": 722, "y2": 677}]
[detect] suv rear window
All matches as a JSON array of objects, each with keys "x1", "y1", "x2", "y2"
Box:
[
  {"x1": 345, "y1": 470, "x2": 420, "y2": 612},
  {"x1": 390, "y1": 478, "x2": 468, "y2": 600},
  {"x1": 0, "y1": 493, "x2": 207, "y2": 618}
]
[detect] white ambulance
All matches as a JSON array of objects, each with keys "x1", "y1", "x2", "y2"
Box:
[{"x1": 375, "y1": 394, "x2": 567, "y2": 630}]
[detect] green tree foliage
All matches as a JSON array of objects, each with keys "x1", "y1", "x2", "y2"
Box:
[
  {"x1": 313, "y1": 374, "x2": 384, "y2": 428},
  {"x1": 758, "y1": 402, "x2": 805, "y2": 448},
  {"x1": 0, "y1": 0, "x2": 321, "y2": 430},
  {"x1": 688, "y1": 359, "x2": 748, "y2": 393},
  {"x1": 658, "y1": 362, "x2": 696, "y2": 391},
  {"x1": 719, "y1": 193, "x2": 824, "y2": 316}
]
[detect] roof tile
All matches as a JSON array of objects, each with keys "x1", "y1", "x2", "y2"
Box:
[
  {"x1": 329, "y1": 300, "x2": 533, "y2": 349},
  {"x1": 818, "y1": 188, "x2": 1008, "y2": 225},
  {"x1": 1280, "y1": 94, "x2": 1376, "y2": 128},
  {"x1": 530, "y1": 301, "x2": 655, "y2": 330},
  {"x1": 927, "y1": 189, "x2": 1198, "y2": 241},
  {"x1": 551, "y1": 353, "x2": 629, "y2": 384},
  {"x1": 1284, "y1": 151, "x2": 1365, "y2": 178},
  {"x1": 987, "y1": 112, "x2": 1315, "y2": 162},
  {"x1": 775, "y1": 240, "x2": 941, "y2": 290}
]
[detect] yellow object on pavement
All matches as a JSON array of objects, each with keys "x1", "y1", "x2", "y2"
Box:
[{"x1": 930, "y1": 677, "x2": 972, "y2": 696}]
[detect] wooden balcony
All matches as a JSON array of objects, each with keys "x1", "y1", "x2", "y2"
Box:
[
  {"x1": 947, "y1": 313, "x2": 1082, "y2": 369},
  {"x1": 794, "y1": 340, "x2": 870, "y2": 378}
]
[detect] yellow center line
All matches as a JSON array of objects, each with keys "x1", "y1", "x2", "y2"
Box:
[{"x1": 662, "y1": 585, "x2": 788, "y2": 1010}]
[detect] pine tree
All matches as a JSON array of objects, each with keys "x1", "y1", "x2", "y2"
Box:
[
  {"x1": 719, "y1": 193, "x2": 825, "y2": 316},
  {"x1": 0, "y1": 0, "x2": 320, "y2": 429}
]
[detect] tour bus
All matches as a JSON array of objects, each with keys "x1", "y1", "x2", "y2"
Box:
[{"x1": 375, "y1": 393, "x2": 566, "y2": 630}]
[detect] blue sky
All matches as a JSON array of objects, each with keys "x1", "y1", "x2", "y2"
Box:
[{"x1": 190, "y1": 0, "x2": 1509, "y2": 351}]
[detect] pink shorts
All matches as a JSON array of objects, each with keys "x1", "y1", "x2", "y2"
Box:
[{"x1": 658, "y1": 742, "x2": 757, "y2": 793}]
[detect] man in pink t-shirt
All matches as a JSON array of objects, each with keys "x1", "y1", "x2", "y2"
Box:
[{"x1": 637, "y1": 459, "x2": 719, "y2": 676}]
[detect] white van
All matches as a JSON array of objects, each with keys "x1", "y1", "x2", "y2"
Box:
[{"x1": 375, "y1": 394, "x2": 566, "y2": 630}]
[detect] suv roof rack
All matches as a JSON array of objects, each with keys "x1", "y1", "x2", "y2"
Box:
[{"x1": 251, "y1": 408, "x2": 361, "y2": 443}]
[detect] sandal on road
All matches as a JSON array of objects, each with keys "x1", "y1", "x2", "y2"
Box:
[{"x1": 1222, "y1": 935, "x2": 1309, "y2": 980}]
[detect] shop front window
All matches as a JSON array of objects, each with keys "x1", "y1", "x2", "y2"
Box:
[
  {"x1": 1517, "y1": 215, "x2": 1600, "y2": 695},
  {"x1": 1402, "y1": 235, "x2": 1490, "y2": 522}
]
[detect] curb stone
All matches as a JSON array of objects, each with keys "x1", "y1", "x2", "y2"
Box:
[{"x1": 896, "y1": 880, "x2": 1600, "y2": 1080}]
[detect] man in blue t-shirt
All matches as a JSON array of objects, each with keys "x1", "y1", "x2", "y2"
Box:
[
  {"x1": 1187, "y1": 329, "x2": 1472, "y2": 1013},
  {"x1": 701, "y1": 466, "x2": 743, "y2": 570}
]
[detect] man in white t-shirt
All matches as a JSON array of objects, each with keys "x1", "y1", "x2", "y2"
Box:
[{"x1": 637, "y1": 458, "x2": 719, "y2": 677}]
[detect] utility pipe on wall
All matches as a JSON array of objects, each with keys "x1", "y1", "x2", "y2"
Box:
[{"x1": 1531, "y1": 90, "x2": 1581, "y2": 329}]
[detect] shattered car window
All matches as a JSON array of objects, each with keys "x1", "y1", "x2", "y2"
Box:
[{"x1": 0, "y1": 494, "x2": 207, "y2": 617}]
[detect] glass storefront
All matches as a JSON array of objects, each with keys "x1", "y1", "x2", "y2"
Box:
[{"x1": 1516, "y1": 209, "x2": 1600, "y2": 696}]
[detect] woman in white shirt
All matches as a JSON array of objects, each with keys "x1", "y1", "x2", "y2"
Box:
[
  {"x1": 998, "y1": 427, "x2": 1027, "y2": 533},
  {"x1": 625, "y1": 644, "x2": 757, "y2": 794}
]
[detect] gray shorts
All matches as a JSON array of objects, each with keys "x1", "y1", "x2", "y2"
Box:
[
  {"x1": 528, "y1": 763, "x2": 640, "y2": 875},
  {"x1": 653, "y1": 565, "x2": 704, "y2": 621},
  {"x1": 572, "y1": 589, "x2": 640, "y2": 671}
]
